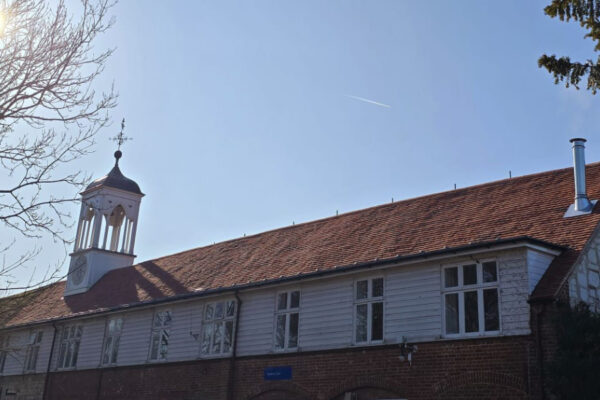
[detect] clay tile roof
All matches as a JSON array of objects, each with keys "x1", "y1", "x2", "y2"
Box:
[{"x1": 3, "y1": 162, "x2": 600, "y2": 328}]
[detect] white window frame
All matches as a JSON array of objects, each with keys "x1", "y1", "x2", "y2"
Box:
[
  {"x1": 353, "y1": 276, "x2": 385, "y2": 345},
  {"x1": 273, "y1": 289, "x2": 301, "y2": 351},
  {"x1": 24, "y1": 331, "x2": 43, "y2": 372},
  {"x1": 101, "y1": 317, "x2": 123, "y2": 366},
  {"x1": 0, "y1": 335, "x2": 9, "y2": 374},
  {"x1": 200, "y1": 299, "x2": 237, "y2": 357},
  {"x1": 442, "y1": 259, "x2": 501, "y2": 338},
  {"x1": 148, "y1": 309, "x2": 172, "y2": 362},
  {"x1": 56, "y1": 325, "x2": 83, "y2": 370}
]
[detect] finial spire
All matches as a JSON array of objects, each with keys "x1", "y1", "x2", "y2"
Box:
[{"x1": 109, "y1": 118, "x2": 132, "y2": 165}]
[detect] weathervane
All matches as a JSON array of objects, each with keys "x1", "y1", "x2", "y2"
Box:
[
  {"x1": 109, "y1": 118, "x2": 132, "y2": 165},
  {"x1": 110, "y1": 118, "x2": 132, "y2": 151}
]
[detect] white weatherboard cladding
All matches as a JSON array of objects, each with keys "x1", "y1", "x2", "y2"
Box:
[
  {"x1": 75, "y1": 319, "x2": 105, "y2": 368},
  {"x1": 115, "y1": 309, "x2": 153, "y2": 366},
  {"x1": 2, "y1": 330, "x2": 26, "y2": 376},
  {"x1": 299, "y1": 276, "x2": 354, "y2": 351},
  {"x1": 0, "y1": 326, "x2": 54, "y2": 376},
  {"x1": 569, "y1": 227, "x2": 600, "y2": 309},
  {"x1": 497, "y1": 250, "x2": 530, "y2": 336},
  {"x1": 385, "y1": 263, "x2": 441, "y2": 342},
  {"x1": 33, "y1": 326, "x2": 54, "y2": 374},
  {"x1": 236, "y1": 290, "x2": 275, "y2": 356},
  {"x1": 527, "y1": 250, "x2": 555, "y2": 293},
  {"x1": 163, "y1": 301, "x2": 203, "y2": 362},
  {"x1": 0, "y1": 246, "x2": 546, "y2": 373}
]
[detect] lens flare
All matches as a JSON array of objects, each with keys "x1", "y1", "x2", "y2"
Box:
[{"x1": 0, "y1": 11, "x2": 5, "y2": 35}]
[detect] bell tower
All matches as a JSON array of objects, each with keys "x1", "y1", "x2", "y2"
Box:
[{"x1": 65, "y1": 120, "x2": 144, "y2": 296}]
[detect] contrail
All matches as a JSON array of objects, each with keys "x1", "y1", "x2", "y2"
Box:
[{"x1": 346, "y1": 94, "x2": 391, "y2": 108}]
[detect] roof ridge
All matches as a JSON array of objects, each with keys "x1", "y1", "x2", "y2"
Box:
[{"x1": 134, "y1": 161, "x2": 597, "y2": 267}]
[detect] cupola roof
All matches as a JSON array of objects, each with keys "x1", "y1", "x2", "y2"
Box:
[{"x1": 85, "y1": 150, "x2": 142, "y2": 195}]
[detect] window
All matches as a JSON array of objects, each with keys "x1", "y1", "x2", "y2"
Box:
[
  {"x1": 0, "y1": 336, "x2": 9, "y2": 374},
  {"x1": 274, "y1": 290, "x2": 300, "y2": 350},
  {"x1": 443, "y1": 261, "x2": 500, "y2": 336},
  {"x1": 201, "y1": 300, "x2": 236, "y2": 356},
  {"x1": 149, "y1": 310, "x2": 172, "y2": 361},
  {"x1": 102, "y1": 318, "x2": 123, "y2": 365},
  {"x1": 57, "y1": 325, "x2": 83, "y2": 369},
  {"x1": 24, "y1": 331, "x2": 43, "y2": 372},
  {"x1": 354, "y1": 277, "x2": 384, "y2": 344}
]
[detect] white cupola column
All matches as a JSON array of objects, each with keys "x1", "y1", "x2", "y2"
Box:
[{"x1": 91, "y1": 210, "x2": 103, "y2": 248}]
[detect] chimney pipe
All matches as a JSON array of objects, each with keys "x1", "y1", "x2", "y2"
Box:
[{"x1": 570, "y1": 138, "x2": 593, "y2": 212}]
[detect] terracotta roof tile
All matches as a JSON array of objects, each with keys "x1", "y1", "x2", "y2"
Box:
[{"x1": 3, "y1": 163, "x2": 600, "y2": 328}]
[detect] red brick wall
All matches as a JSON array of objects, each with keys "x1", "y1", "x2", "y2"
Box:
[{"x1": 44, "y1": 335, "x2": 540, "y2": 400}]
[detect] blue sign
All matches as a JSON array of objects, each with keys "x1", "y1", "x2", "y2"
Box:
[{"x1": 264, "y1": 366, "x2": 292, "y2": 380}]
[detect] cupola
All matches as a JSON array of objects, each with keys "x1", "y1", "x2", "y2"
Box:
[{"x1": 65, "y1": 121, "x2": 144, "y2": 296}]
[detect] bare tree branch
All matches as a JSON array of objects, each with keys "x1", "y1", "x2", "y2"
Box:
[{"x1": 0, "y1": 0, "x2": 118, "y2": 296}]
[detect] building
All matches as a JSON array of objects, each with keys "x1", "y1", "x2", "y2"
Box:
[{"x1": 0, "y1": 139, "x2": 600, "y2": 400}]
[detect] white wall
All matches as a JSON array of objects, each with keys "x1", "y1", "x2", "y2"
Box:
[
  {"x1": 527, "y1": 249, "x2": 555, "y2": 294},
  {"x1": 0, "y1": 246, "x2": 547, "y2": 375},
  {"x1": 569, "y1": 228, "x2": 600, "y2": 309}
]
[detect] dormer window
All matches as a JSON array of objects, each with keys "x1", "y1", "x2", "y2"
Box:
[{"x1": 442, "y1": 261, "x2": 500, "y2": 336}]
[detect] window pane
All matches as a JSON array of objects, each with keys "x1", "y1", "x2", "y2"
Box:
[
  {"x1": 103, "y1": 336, "x2": 113, "y2": 364},
  {"x1": 356, "y1": 280, "x2": 368, "y2": 300},
  {"x1": 445, "y1": 293, "x2": 459, "y2": 334},
  {"x1": 444, "y1": 267, "x2": 458, "y2": 288},
  {"x1": 483, "y1": 261, "x2": 498, "y2": 283},
  {"x1": 65, "y1": 342, "x2": 73, "y2": 367},
  {"x1": 58, "y1": 342, "x2": 66, "y2": 367},
  {"x1": 372, "y1": 278, "x2": 384, "y2": 297},
  {"x1": 205, "y1": 304, "x2": 214, "y2": 321},
  {"x1": 355, "y1": 304, "x2": 367, "y2": 342},
  {"x1": 371, "y1": 302, "x2": 383, "y2": 341},
  {"x1": 484, "y1": 289, "x2": 500, "y2": 331},
  {"x1": 214, "y1": 302, "x2": 224, "y2": 319},
  {"x1": 464, "y1": 291, "x2": 479, "y2": 332},
  {"x1": 212, "y1": 322, "x2": 222, "y2": 354},
  {"x1": 277, "y1": 293, "x2": 287, "y2": 311},
  {"x1": 463, "y1": 264, "x2": 477, "y2": 285},
  {"x1": 163, "y1": 312, "x2": 172, "y2": 327},
  {"x1": 31, "y1": 347, "x2": 39, "y2": 370},
  {"x1": 226, "y1": 301, "x2": 236, "y2": 317},
  {"x1": 275, "y1": 315, "x2": 286, "y2": 349},
  {"x1": 111, "y1": 336, "x2": 120, "y2": 364},
  {"x1": 288, "y1": 313, "x2": 299, "y2": 348},
  {"x1": 0, "y1": 352, "x2": 5, "y2": 373},
  {"x1": 224, "y1": 321, "x2": 233, "y2": 353},
  {"x1": 201, "y1": 324, "x2": 212, "y2": 354},
  {"x1": 159, "y1": 330, "x2": 169, "y2": 359},
  {"x1": 150, "y1": 333, "x2": 159, "y2": 360},
  {"x1": 71, "y1": 340, "x2": 80, "y2": 367},
  {"x1": 290, "y1": 291, "x2": 300, "y2": 309}
]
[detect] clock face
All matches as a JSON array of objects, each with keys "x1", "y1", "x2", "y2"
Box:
[{"x1": 71, "y1": 255, "x2": 88, "y2": 286}]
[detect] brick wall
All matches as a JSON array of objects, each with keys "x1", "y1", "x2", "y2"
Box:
[
  {"x1": 43, "y1": 335, "x2": 540, "y2": 400},
  {"x1": 0, "y1": 373, "x2": 46, "y2": 400}
]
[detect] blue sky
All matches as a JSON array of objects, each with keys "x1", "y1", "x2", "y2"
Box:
[{"x1": 7, "y1": 0, "x2": 600, "y2": 288}]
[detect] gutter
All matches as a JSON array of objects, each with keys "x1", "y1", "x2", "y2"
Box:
[
  {"x1": 227, "y1": 290, "x2": 242, "y2": 400},
  {"x1": 42, "y1": 323, "x2": 58, "y2": 400},
  {"x1": 2, "y1": 236, "x2": 566, "y2": 332}
]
